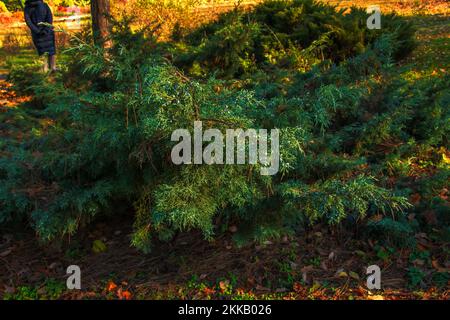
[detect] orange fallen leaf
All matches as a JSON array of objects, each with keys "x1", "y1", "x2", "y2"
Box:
[
  {"x1": 236, "y1": 288, "x2": 245, "y2": 295},
  {"x1": 107, "y1": 281, "x2": 117, "y2": 292},
  {"x1": 121, "y1": 290, "x2": 132, "y2": 300},
  {"x1": 219, "y1": 280, "x2": 230, "y2": 292},
  {"x1": 116, "y1": 288, "x2": 130, "y2": 300},
  {"x1": 203, "y1": 287, "x2": 215, "y2": 295}
]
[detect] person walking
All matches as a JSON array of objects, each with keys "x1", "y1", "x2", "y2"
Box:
[{"x1": 24, "y1": 0, "x2": 57, "y2": 72}]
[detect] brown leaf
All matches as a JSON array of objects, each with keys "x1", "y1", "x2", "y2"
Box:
[
  {"x1": 0, "y1": 248, "x2": 12, "y2": 257},
  {"x1": 439, "y1": 188, "x2": 448, "y2": 201},
  {"x1": 302, "y1": 272, "x2": 309, "y2": 284},
  {"x1": 255, "y1": 285, "x2": 270, "y2": 292},
  {"x1": 412, "y1": 259, "x2": 425, "y2": 266},
  {"x1": 4, "y1": 286, "x2": 15, "y2": 294},
  {"x1": 370, "y1": 214, "x2": 383, "y2": 222},
  {"x1": 431, "y1": 260, "x2": 447, "y2": 272},
  {"x1": 424, "y1": 211, "x2": 438, "y2": 225},
  {"x1": 301, "y1": 265, "x2": 314, "y2": 273},
  {"x1": 2, "y1": 234, "x2": 12, "y2": 244},
  {"x1": 328, "y1": 251, "x2": 336, "y2": 261},
  {"x1": 48, "y1": 262, "x2": 61, "y2": 270},
  {"x1": 246, "y1": 277, "x2": 255, "y2": 286},
  {"x1": 410, "y1": 193, "x2": 421, "y2": 205}
]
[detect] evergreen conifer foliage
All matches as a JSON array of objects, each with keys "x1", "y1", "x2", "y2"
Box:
[
  {"x1": 2, "y1": 0, "x2": 443, "y2": 251},
  {"x1": 174, "y1": 0, "x2": 416, "y2": 78}
]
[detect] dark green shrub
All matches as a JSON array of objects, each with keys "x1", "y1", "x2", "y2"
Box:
[
  {"x1": 1, "y1": 27, "x2": 414, "y2": 251},
  {"x1": 173, "y1": 0, "x2": 416, "y2": 78}
]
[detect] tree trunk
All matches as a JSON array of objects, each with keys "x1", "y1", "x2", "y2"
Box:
[{"x1": 90, "y1": 0, "x2": 111, "y2": 48}]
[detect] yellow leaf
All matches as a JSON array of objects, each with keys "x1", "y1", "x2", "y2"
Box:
[
  {"x1": 92, "y1": 239, "x2": 107, "y2": 253},
  {"x1": 442, "y1": 153, "x2": 450, "y2": 164},
  {"x1": 368, "y1": 295, "x2": 384, "y2": 300},
  {"x1": 354, "y1": 250, "x2": 366, "y2": 257},
  {"x1": 349, "y1": 271, "x2": 360, "y2": 280}
]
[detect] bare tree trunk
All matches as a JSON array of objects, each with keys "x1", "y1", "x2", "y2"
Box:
[{"x1": 91, "y1": 0, "x2": 111, "y2": 48}]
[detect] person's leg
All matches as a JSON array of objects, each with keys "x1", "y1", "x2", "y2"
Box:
[
  {"x1": 49, "y1": 54, "x2": 57, "y2": 72},
  {"x1": 42, "y1": 55, "x2": 49, "y2": 73}
]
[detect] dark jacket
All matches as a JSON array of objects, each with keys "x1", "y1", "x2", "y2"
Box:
[{"x1": 24, "y1": 0, "x2": 55, "y2": 56}]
